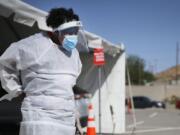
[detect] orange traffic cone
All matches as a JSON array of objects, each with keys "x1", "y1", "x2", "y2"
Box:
[{"x1": 87, "y1": 103, "x2": 96, "y2": 135}]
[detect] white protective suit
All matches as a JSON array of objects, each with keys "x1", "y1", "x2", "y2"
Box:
[{"x1": 0, "y1": 33, "x2": 82, "y2": 135}]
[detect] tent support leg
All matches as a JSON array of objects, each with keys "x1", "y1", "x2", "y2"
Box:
[{"x1": 98, "y1": 66, "x2": 102, "y2": 134}]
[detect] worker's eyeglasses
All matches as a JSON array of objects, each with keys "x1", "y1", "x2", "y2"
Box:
[{"x1": 61, "y1": 27, "x2": 79, "y2": 35}]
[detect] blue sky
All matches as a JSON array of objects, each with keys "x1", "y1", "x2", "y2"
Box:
[{"x1": 23, "y1": 0, "x2": 180, "y2": 73}]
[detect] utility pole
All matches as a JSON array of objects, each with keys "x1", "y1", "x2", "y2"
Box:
[
  {"x1": 154, "y1": 59, "x2": 158, "y2": 74},
  {"x1": 176, "y1": 42, "x2": 179, "y2": 84}
]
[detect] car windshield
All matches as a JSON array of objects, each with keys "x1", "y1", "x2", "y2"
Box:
[
  {"x1": 144, "y1": 97, "x2": 152, "y2": 102},
  {"x1": 133, "y1": 96, "x2": 152, "y2": 102}
]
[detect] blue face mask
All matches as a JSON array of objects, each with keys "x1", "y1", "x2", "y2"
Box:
[{"x1": 62, "y1": 35, "x2": 78, "y2": 52}]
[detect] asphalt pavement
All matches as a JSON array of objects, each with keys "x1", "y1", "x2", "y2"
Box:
[
  {"x1": 0, "y1": 103, "x2": 180, "y2": 135},
  {"x1": 125, "y1": 106, "x2": 180, "y2": 135}
]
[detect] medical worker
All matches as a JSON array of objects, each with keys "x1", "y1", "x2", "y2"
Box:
[{"x1": 0, "y1": 7, "x2": 83, "y2": 135}]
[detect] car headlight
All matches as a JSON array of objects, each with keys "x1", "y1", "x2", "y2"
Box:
[{"x1": 157, "y1": 102, "x2": 162, "y2": 106}]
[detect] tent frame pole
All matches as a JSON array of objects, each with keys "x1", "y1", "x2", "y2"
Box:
[{"x1": 98, "y1": 66, "x2": 102, "y2": 134}]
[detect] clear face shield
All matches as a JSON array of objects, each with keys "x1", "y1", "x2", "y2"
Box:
[
  {"x1": 77, "y1": 29, "x2": 89, "y2": 52},
  {"x1": 53, "y1": 21, "x2": 89, "y2": 52}
]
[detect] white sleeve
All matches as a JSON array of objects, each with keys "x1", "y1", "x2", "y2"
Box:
[
  {"x1": 0, "y1": 43, "x2": 22, "y2": 101},
  {"x1": 77, "y1": 53, "x2": 82, "y2": 77}
]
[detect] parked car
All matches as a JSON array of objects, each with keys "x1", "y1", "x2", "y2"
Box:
[
  {"x1": 176, "y1": 100, "x2": 180, "y2": 109},
  {"x1": 126, "y1": 96, "x2": 166, "y2": 109}
]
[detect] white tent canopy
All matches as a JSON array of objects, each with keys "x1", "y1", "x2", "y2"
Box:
[
  {"x1": 0, "y1": 0, "x2": 125, "y2": 134},
  {"x1": 0, "y1": 0, "x2": 51, "y2": 30}
]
